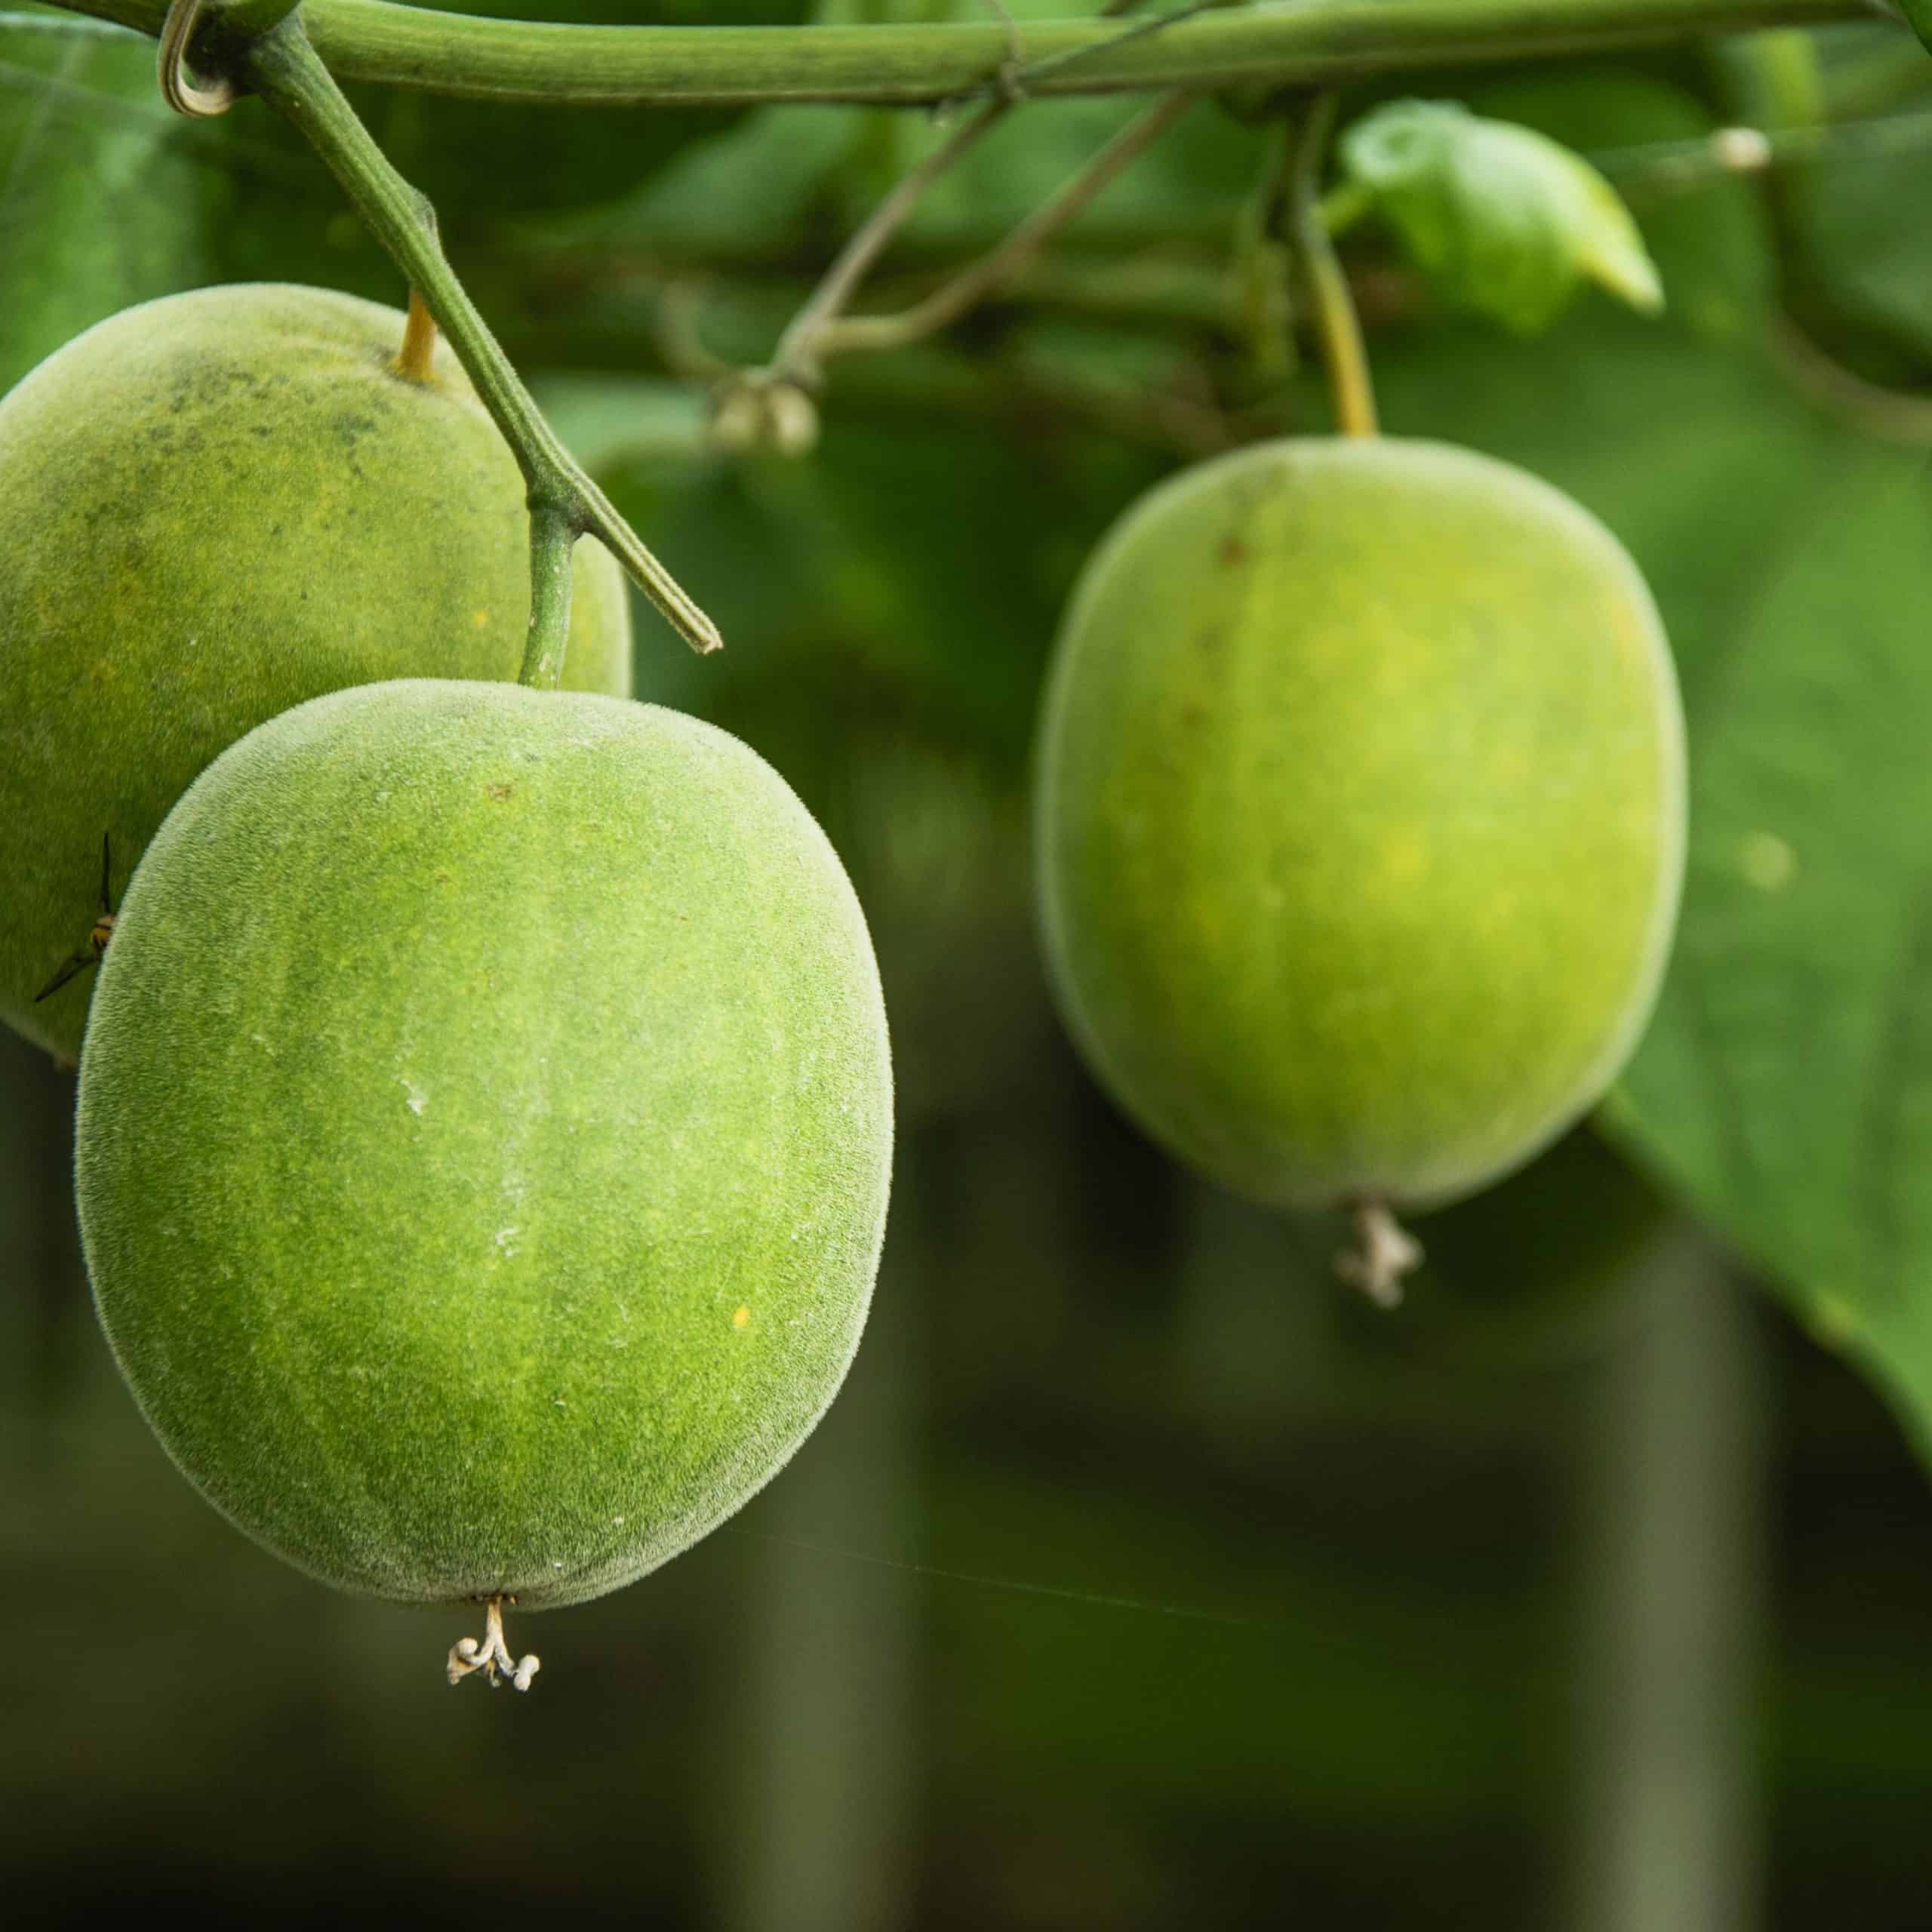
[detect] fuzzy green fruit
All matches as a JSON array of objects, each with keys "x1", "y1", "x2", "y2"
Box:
[
  {"x1": 75, "y1": 681, "x2": 892, "y2": 1612},
  {"x1": 0, "y1": 282, "x2": 632, "y2": 1061},
  {"x1": 1036, "y1": 437, "x2": 1684, "y2": 1211}
]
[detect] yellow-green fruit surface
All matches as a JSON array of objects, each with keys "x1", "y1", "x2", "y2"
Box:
[
  {"x1": 0, "y1": 282, "x2": 632, "y2": 1061},
  {"x1": 1035, "y1": 438, "x2": 1684, "y2": 1211},
  {"x1": 75, "y1": 680, "x2": 893, "y2": 1610}
]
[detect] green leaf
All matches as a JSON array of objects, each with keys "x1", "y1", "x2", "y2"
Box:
[
  {"x1": 0, "y1": 12, "x2": 229, "y2": 391},
  {"x1": 1340, "y1": 98, "x2": 1663, "y2": 335},
  {"x1": 1464, "y1": 71, "x2": 1776, "y2": 348},
  {"x1": 1738, "y1": 38, "x2": 1932, "y2": 368},
  {"x1": 908, "y1": 93, "x2": 1251, "y2": 252},
  {"x1": 558, "y1": 103, "x2": 870, "y2": 262},
  {"x1": 1604, "y1": 444, "x2": 1932, "y2": 1454}
]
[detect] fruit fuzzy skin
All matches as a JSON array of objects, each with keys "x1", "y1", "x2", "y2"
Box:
[
  {"x1": 75, "y1": 681, "x2": 892, "y2": 1611},
  {"x1": 0, "y1": 283, "x2": 631, "y2": 1061},
  {"x1": 1035, "y1": 437, "x2": 1684, "y2": 1211}
]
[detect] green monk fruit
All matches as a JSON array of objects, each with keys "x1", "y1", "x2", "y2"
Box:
[
  {"x1": 75, "y1": 681, "x2": 892, "y2": 1684},
  {"x1": 1035, "y1": 438, "x2": 1684, "y2": 1296},
  {"x1": 0, "y1": 282, "x2": 632, "y2": 1062}
]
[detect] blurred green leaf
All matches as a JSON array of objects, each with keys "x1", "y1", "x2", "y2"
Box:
[
  {"x1": 1604, "y1": 444, "x2": 1932, "y2": 1460},
  {"x1": 1341, "y1": 97, "x2": 1663, "y2": 334},
  {"x1": 556, "y1": 103, "x2": 869, "y2": 263},
  {"x1": 1780, "y1": 101, "x2": 1932, "y2": 365},
  {"x1": 529, "y1": 372, "x2": 709, "y2": 473},
  {"x1": 1468, "y1": 70, "x2": 1776, "y2": 346},
  {"x1": 0, "y1": 11, "x2": 228, "y2": 390},
  {"x1": 909, "y1": 92, "x2": 1253, "y2": 251},
  {"x1": 1710, "y1": 26, "x2": 1932, "y2": 371}
]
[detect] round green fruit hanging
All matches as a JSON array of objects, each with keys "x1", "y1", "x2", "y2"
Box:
[
  {"x1": 0, "y1": 282, "x2": 632, "y2": 1062},
  {"x1": 75, "y1": 681, "x2": 893, "y2": 1683},
  {"x1": 1035, "y1": 437, "x2": 1684, "y2": 1287}
]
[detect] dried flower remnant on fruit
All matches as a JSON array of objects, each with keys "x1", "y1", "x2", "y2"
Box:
[
  {"x1": 1335, "y1": 1198, "x2": 1424, "y2": 1309},
  {"x1": 447, "y1": 1595, "x2": 540, "y2": 1692}
]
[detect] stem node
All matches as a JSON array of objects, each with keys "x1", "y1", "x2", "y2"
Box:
[{"x1": 1284, "y1": 93, "x2": 1379, "y2": 438}]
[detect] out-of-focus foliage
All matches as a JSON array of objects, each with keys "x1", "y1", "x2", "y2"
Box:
[
  {"x1": 1724, "y1": 23, "x2": 1932, "y2": 369},
  {"x1": 1472, "y1": 69, "x2": 1776, "y2": 344},
  {"x1": 1896, "y1": 0, "x2": 1932, "y2": 60},
  {"x1": 1340, "y1": 97, "x2": 1663, "y2": 333},
  {"x1": 0, "y1": 8, "x2": 229, "y2": 389}
]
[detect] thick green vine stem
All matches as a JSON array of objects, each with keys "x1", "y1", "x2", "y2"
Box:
[
  {"x1": 59, "y1": 0, "x2": 1872, "y2": 109},
  {"x1": 242, "y1": 14, "x2": 723, "y2": 656}
]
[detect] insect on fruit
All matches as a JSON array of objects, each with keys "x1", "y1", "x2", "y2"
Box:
[{"x1": 33, "y1": 834, "x2": 115, "y2": 1004}]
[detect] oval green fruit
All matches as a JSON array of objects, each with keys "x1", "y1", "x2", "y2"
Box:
[
  {"x1": 0, "y1": 282, "x2": 632, "y2": 1061},
  {"x1": 1035, "y1": 437, "x2": 1684, "y2": 1211},
  {"x1": 75, "y1": 680, "x2": 893, "y2": 1611}
]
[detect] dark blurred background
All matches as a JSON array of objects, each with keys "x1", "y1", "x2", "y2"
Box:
[{"x1": 9, "y1": 2, "x2": 1932, "y2": 1924}]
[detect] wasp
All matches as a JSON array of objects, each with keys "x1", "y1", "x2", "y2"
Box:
[{"x1": 35, "y1": 835, "x2": 117, "y2": 1002}]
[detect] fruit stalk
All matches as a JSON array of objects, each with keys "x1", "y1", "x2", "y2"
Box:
[
  {"x1": 519, "y1": 504, "x2": 577, "y2": 689},
  {"x1": 52, "y1": 0, "x2": 1867, "y2": 109},
  {"x1": 392, "y1": 287, "x2": 438, "y2": 384},
  {"x1": 241, "y1": 15, "x2": 723, "y2": 655},
  {"x1": 1284, "y1": 94, "x2": 1379, "y2": 438}
]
